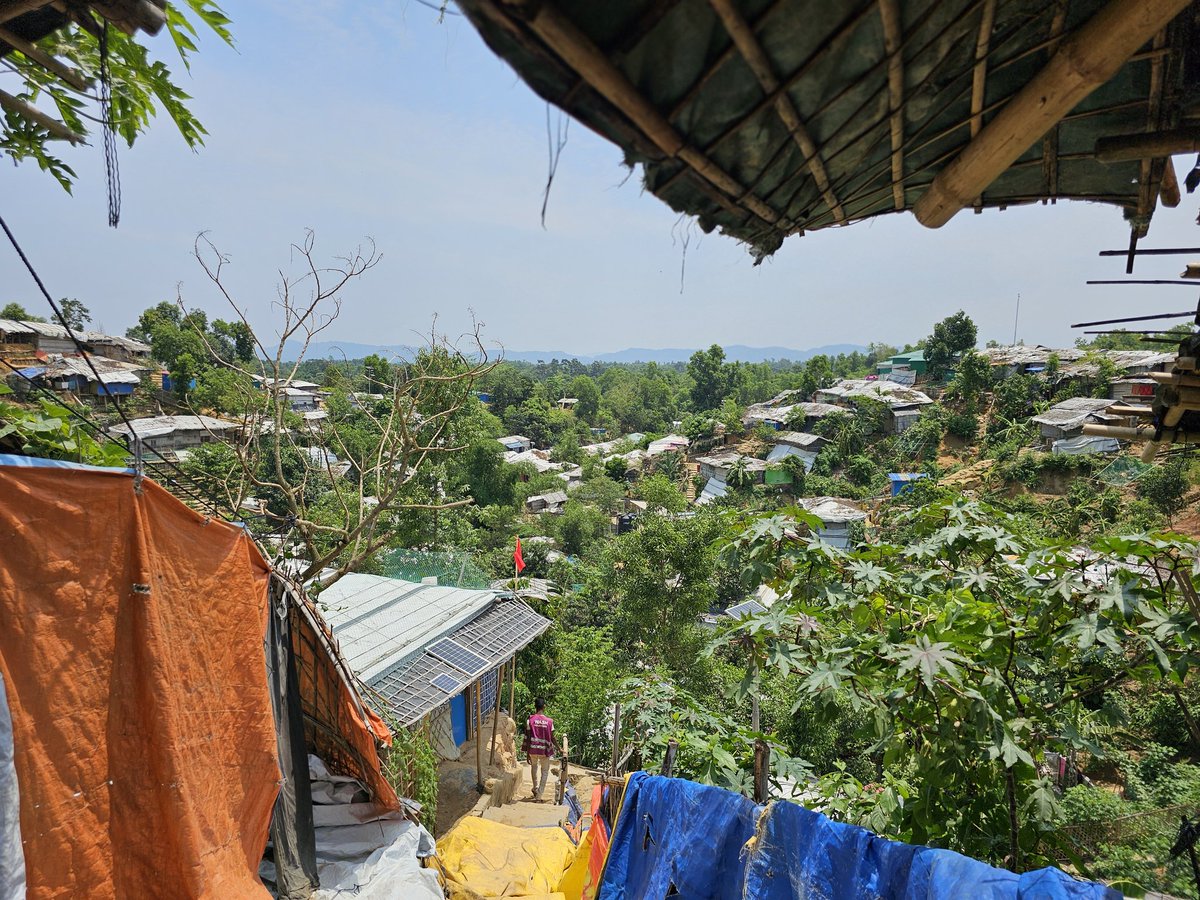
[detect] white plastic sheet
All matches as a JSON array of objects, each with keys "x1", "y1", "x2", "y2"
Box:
[
  {"x1": 308, "y1": 756, "x2": 441, "y2": 900},
  {"x1": 0, "y1": 672, "x2": 25, "y2": 899}
]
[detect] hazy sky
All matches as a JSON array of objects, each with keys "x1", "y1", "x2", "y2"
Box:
[{"x1": 2, "y1": 2, "x2": 1198, "y2": 356}]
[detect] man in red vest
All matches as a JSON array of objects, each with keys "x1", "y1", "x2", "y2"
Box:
[{"x1": 526, "y1": 697, "x2": 558, "y2": 802}]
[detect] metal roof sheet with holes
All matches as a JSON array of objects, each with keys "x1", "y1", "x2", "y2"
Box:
[
  {"x1": 1031, "y1": 397, "x2": 1120, "y2": 427},
  {"x1": 363, "y1": 590, "x2": 552, "y2": 726}
]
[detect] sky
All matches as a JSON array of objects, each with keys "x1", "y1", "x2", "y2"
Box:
[{"x1": 1, "y1": 1, "x2": 1198, "y2": 358}]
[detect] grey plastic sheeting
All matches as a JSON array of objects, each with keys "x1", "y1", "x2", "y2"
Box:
[{"x1": 0, "y1": 671, "x2": 25, "y2": 899}]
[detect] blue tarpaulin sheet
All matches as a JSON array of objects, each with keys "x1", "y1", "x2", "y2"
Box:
[{"x1": 597, "y1": 773, "x2": 1119, "y2": 900}]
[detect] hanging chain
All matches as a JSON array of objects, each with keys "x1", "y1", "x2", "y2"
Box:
[{"x1": 98, "y1": 22, "x2": 121, "y2": 228}]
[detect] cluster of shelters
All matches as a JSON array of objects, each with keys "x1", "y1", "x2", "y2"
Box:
[
  {"x1": 0, "y1": 319, "x2": 154, "y2": 399},
  {"x1": 814, "y1": 380, "x2": 934, "y2": 433},
  {"x1": 743, "y1": 392, "x2": 847, "y2": 431},
  {"x1": 983, "y1": 346, "x2": 1174, "y2": 382}
]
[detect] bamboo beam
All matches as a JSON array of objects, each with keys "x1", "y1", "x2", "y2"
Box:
[
  {"x1": 1041, "y1": 2, "x2": 1069, "y2": 203},
  {"x1": 914, "y1": 0, "x2": 1192, "y2": 229},
  {"x1": 0, "y1": 87, "x2": 82, "y2": 142},
  {"x1": 706, "y1": 0, "x2": 845, "y2": 224},
  {"x1": 970, "y1": 0, "x2": 997, "y2": 211},
  {"x1": 0, "y1": 0, "x2": 48, "y2": 26},
  {"x1": 524, "y1": 1, "x2": 781, "y2": 227},
  {"x1": 0, "y1": 25, "x2": 91, "y2": 92},
  {"x1": 1096, "y1": 126, "x2": 1200, "y2": 162},
  {"x1": 1160, "y1": 156, "x2": 1180, "y2": 207},
  {"x1": 878, "y1": 0, "x2": 905, "y2": 210}
]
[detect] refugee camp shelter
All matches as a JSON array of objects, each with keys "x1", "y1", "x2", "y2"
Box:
[
  {"x1": 318, "y1": 575, "x2": 551, "y2": 758},
  {"x1": 498, "y1": 435, "x2": 533, "y2": 453},
  {"x1": 1031, "y1": 397, "x2": 1124, "y2": 442},
  {"x1": 8, "y1": 354, "x2": 146, "y2": 397},
  {"x1": 797, "y1": 497, "x2": 867, "y2": 548},
  {"x1": 888, "y1": 472, "x2": 930, "y2": 496},
  {"x1": 455, "y1": 1, "x2": 1200, "y2": 262},
  {"x1": 877, "y1": 350, "x2": 928, "y2": 384},
  {"x1": 526, "y1": 490, "x2": 569, "y2": 514},
  {"x1": 646, "y1": 434, "x2": 690, "y2": 457},
  {"x1": 106, "y1": 414, "x2": 241, "y2": 452},
  {"x1": 766, "y1": 431, "x2": 827, "y2": 470}
]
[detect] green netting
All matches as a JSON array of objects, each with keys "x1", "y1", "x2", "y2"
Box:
[
  {"x1": 377, "y1": 548, "x2": 492, "y2": 589},
  {"x1": 1095, "y1": 455, "x2": 1154, "y2": 487}
]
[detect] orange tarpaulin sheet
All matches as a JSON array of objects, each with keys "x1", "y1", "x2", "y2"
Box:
[{"x1": 0, "y1": 461, "x2": 280, "y2": 899}]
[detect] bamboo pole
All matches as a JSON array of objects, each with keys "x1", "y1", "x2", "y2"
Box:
[
  {"x1": 661, "y1": 739, "x2": 678, "y2": 777},
  {"x1": 969, "y1": 0, "x2": 997, "y2": 211},
  {"x1": 488, "y1": 667, "x2": 502, "y2": 766},
  {"x1": 1096, "y1": 126, "x2": 1200, "y2": 163},
  {"x1": 878, "y1": 0, "x2": 905, "y2": 210},
  {"x1": 1159, "y1": 158, "x2": 1181, "y2": 207},
  {"x1": 0, "y1": 26, "x2": 91, "y2": 91},
  {"x1": 0, "y1": 88, "x2": 83, "y2": 143},
  {"x1": 753, "y1": 738, "x2": 769, "y2": 803},
  {"x1": 609, "y1": 703, "x2": 621, "y2": 777},
  {"x1": 523, "y1": 1, "x2": 780, "y2": 227},
  {"x1": 914, "y1": 0, "x2": 1192, "y2": 228},
  {"x1": 509, "y1": 656, "x2": 517, "y2": 725},
  {"x1": 0, "y1": 0, "x2": 47, "y2": 26},
  {"x1": 474, "y1": 680, "x2": 484, "y2": 792},
  {"x1": 707, "y1": 0, "x2": 846, "y2": 224}
]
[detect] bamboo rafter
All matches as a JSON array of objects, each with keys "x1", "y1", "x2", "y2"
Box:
[
  {"x1": 707, "y1": 0, "x2": 847, "y2": 225},
  {"x1": 878, "y1": 0, "x2": 905, "y2": 210},
  {"x1": 970, "y1": 0, "x2": 997, "y2": 211},
  {"x1": 1041, "y1": 1, "x2": 1069, "y2": 202},
  {"x1": 521, "y1": 0, "x2": 786, "y2": 229}
]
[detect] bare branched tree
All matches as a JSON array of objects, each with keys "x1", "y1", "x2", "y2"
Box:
[{"x1": 180, "y1": 230, "x2": 496, "y2": 584}]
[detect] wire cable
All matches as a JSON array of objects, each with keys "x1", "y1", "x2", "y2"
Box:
[{"x1": 0, "y1": 212, "x2": 240, "y2": 521}]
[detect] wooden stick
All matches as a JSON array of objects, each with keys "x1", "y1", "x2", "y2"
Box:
[
  {"x1": 474, "y1": 680, "x2": 484, "y2": 792},
  {"x1": 1096, "y1": 126, "x2": 1200, "y2": 163},
  {"x1": 0, "y1": 0, "x2": 47, "y2": 26},
  {"x1": 878, "y1": 0, "x2": 905, "y2": 210},
  {"x1": 0, "y1": 88, "x2": 83, "y2": 143},
  {"x1": 707, "y1": 0, "x2": 846, "y2": 224},
  {"x1": 914, "y1": 0, "x2": 1192, "y2": 228},
  {"x1": 1098, "y1": 247, "x2": 1200, "y2": 257},
  {"x1": 1040, "y1": 2, "x2": 1069, "y2": 203},
  {"x1": 969, "y1": 0, "x2": 997, "y2": 211},
  {"x1": 524, "y1": 1, "x2": 781, "y2": 227},
  {"x1": 488, "y1": 667, "x2": 502, "y2": 766},
  {"x1": 610, "y1": 703, "x2": 621, "y2": 777},
  {"x1": 661, "y1": 739, "x2": 678, "y2": 777},
  {"x1": 1149, "y1": 371, "x2": 1200, "y2": 388},
  {"x1": 509, "y1": 656, "x2": 516, "y2": 725},
  {"x1": 557, "y1": 735, "x2": 569, "y2": 805},
  {"x1": 0, "y1": 26, "x2": 91, "y2": 92},
  {"x1": 753, "y1": 738, "x2": 769, "y2": 803},
  {"x1": 1160, "y1": 156, "x2": 1181, "y2": 208}
]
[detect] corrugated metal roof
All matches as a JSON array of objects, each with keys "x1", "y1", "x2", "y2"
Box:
[
  {"x1": 357, "y1": 588, "x2": 549, "y2": 729},
  {"x1": 773, "y1": 431, "x2": 826, "y2": 449},
  {"x1": 816, "y1": 380, "x2": 933, "y2": 407},
  {"x1": 107, "y1": 414, "x2": 239, "y2": 440},
  {"x1": 1031, "y1": 397, "x2": 1119, "y2": 428},
  {"x1": 320, "y1": 574, "x2": 510, "y2": 683}
]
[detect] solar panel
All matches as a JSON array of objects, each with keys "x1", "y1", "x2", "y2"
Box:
[
  {"x1": 431, "y1": 672, "x2": 462, "y2": 694},
  {"x1": 725, "y1": 599, "x2": 767, "y2": 618},
  {"x1": 427, "y1": 638, "x2": 489, "y2": 676}
]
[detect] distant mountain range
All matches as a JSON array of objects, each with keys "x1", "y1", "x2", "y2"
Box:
[{"x1": 288, "y1": 341, "x2": 868, "y2": 365}]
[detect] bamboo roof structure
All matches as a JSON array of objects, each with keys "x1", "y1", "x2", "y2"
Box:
[{"x1": 457, "y1": 0, "x2": 1200, "y2": 259}]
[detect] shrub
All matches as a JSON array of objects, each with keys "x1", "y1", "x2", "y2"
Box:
[{"x1": 945, "y1": 412, "x2": 979, "y2": 442}]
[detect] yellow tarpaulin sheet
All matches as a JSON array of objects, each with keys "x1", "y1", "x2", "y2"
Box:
[{"x1": 433, "y1": 816, "x2": 576, "y2": 900}]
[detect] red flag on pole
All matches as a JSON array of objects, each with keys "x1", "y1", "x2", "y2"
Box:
[{"x1": 513, "y1": 536, "x2": 525, "y2": 574}]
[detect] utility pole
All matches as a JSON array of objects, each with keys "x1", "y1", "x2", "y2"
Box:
[{"x1": 1012, "y1": 292, "x2": 1021, "y2": 346}]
